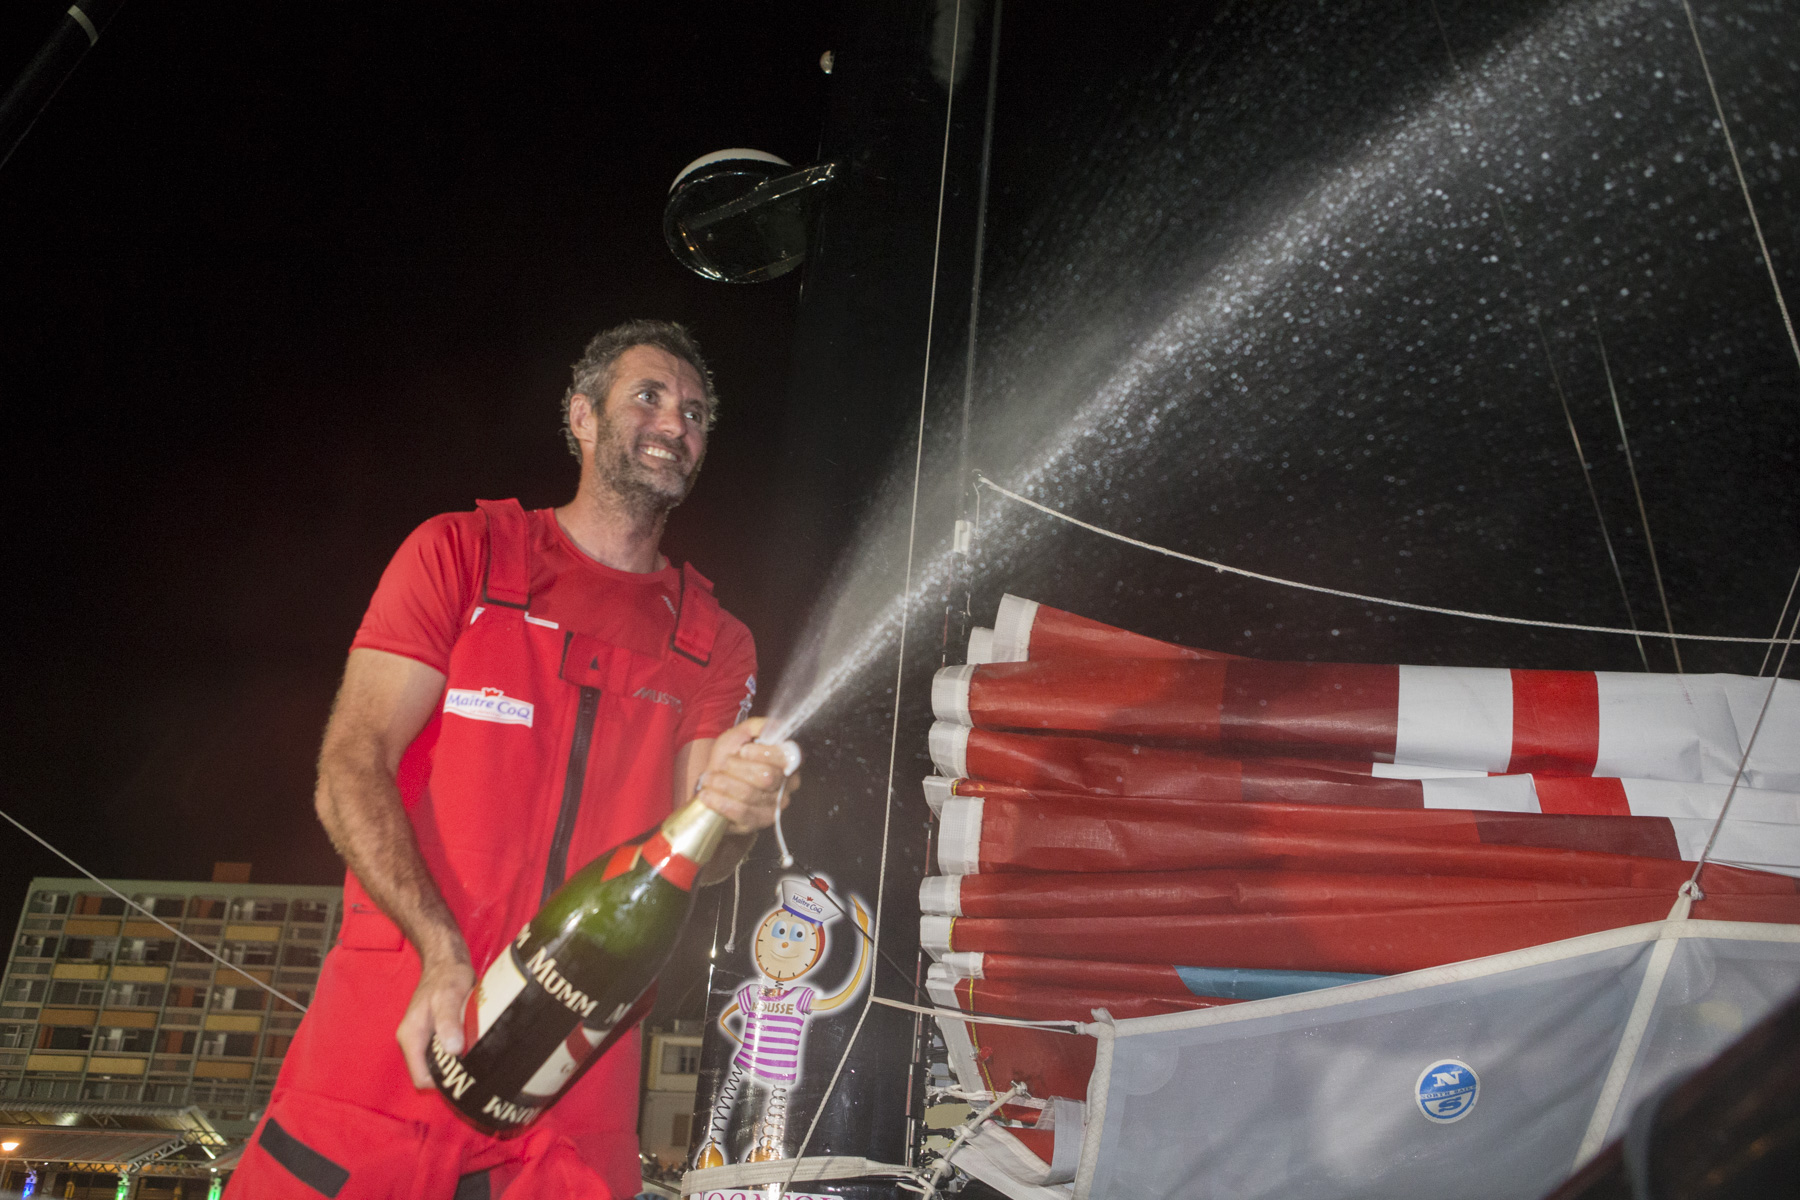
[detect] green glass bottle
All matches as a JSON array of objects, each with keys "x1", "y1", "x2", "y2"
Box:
[{"x1": 428, "y1": 796, "x2": 727, "y2": 1134}]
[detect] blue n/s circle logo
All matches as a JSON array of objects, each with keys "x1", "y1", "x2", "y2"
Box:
[{"x1": 1415, "y1": 1059, "x2": 1479, "y2": 1124}]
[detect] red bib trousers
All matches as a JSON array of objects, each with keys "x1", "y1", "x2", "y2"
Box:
[{"x1": 228, "y1": 500, "x2": 724, "y2": 1200}]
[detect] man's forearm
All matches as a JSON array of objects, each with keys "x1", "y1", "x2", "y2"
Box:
[{"x1": 316, "y1": 752, "x2": 467, "y2": 969}]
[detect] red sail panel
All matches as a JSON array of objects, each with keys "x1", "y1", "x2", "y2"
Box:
[
  {"x1": 952, "y1": 793, "x2": 1735, "y2": 886},
  {"x1": 965, "y1": 1023, "x2": 1095, "y2": 1102},
  {"x1": 1003, "y1": 596, "x2": 1241, "y2": 663},
  {"x1": 1507, "y1": 669, "x2": 1600, "y2": 775},
  {"x1": 943, "y1": 870, "x2": 1677, "y2": 918},
  {"x1": 950, "y1": 779, "x2": 1685, "y2": 859},
  {"x1": 1005, "y1": 1128, "x2": 1057, "y2": 1169},
  {"x1": 941, "y1": 893, "x2": 1800, "y2": 975},
  {"x1": 941, "y1": 656, "x2": 1800, "y2": 784},
  {"x1": 1534, "y1": 775, "x2": 1631, "y2": 817},
  {"x1": 959, "y1": 659, "x2": 1401, "y2": 760},
  {"x1": 954, "y1": 726, "x2": 1422, "y2": 805}
]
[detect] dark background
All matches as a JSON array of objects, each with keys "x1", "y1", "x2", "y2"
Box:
[
  {"x1": 2, "y1": 0, "x2": 1796, "y2": 1047},
  {"x1": 0, "y1": 3, "x2": 842, "y2": 936}
]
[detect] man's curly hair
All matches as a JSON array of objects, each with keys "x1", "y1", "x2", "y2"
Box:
[{"x1": 561, "y1": 319, "x2": 718, "y2": 457}]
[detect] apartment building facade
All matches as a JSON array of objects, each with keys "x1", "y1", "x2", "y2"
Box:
[{"x1": 0, "y1": 877, "x2": 341, "y2": 1130}]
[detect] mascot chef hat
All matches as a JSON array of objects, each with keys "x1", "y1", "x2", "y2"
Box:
[{"x1": 779, "y1": 877, "x2": 837, "y2": 926}]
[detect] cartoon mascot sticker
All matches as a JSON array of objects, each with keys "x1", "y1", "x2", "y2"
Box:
[{"x1": 695, "y1": 874, "x2": 871, "y2": 1167}]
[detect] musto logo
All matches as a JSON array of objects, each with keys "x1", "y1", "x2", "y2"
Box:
[
  {"x1": 444, "y1": 686, "x2": 534, "y2": 728},
  {"x1": 1415, "y1": 1058, "x2": 1479, "y2": 1124}
]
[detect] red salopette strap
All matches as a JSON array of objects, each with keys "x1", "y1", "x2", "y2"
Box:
[{"x1": 640, "y1": 832, "x2": 701, "y2": 892}]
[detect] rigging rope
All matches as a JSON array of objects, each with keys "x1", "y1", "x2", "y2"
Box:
[
  {"x1": 1595, "y1": 327, "x2": 1683, "y2": 672},
  {"x1": 1759, "y1": 566, "x2": 1800, "y2": 678},
  {"x1": 975, "y1": 474, "x2": 1797, "y2": 646},
  {"x1": 919, "y1": 1082, "x2": 1025, "y2": 1200},
  {"x1": 1426, "y1": 0, "x2": 1653, "y2": 672},
  {"x1": 784, "y1": 1, "x2": 968, "y2": 1187},
  {"x1": 1686, "y1": 585, "x2": 1800, "y2": 888},
  {"x1": 0, "y1": 808, "x2": 310, "y2": 1013},
  {"x1": 1679, "y1": 0, "x2": 1800, "y2": 387}
]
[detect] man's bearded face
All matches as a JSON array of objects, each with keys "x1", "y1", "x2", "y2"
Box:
[{"x1": 587, "y1": 345, "x2": 709, "y2": 517}]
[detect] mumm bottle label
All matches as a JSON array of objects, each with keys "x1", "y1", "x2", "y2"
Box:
[{"x1": 463, "y1": 926, "x2": 630, "y2": 1110}]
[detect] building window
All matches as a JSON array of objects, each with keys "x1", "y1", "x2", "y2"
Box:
[
  {"x1": 58, "y1": 938, "x2": 117, "y2": 963},
  {"x1": 0, "y1": 1025, "x2": 33, "y2": 1049},
  {"x1": 662, "y1": 1042, "x2": 701, "y2": 1076},
  {"x1": 198, "y1": 1032, "x2": 258, "y2": 1057},
  {"x1": 160, "y1": 1029, "x2": 197, "y2": 1054},
  {"x1": 94, "y1": 1027, "x2": 156, "y2": 1054},
  {"x1": 187, "y1": 897, "x2": 227, "y2": 920},
  {"x1": 222, "y1": 942, "x2": 277, "y2": 967},
  {"x1": 210, "y1": 987, "x2": 266, "y2": 1012},
  {"x1": 28, "y1": 892, "x2": 69, "y2": 915},
  {"x1": 166, "y1": 986, "x2": 207, "y2": 1009},
  {"x1": 13, "y1": 936, "x2": 58, "y2": 960},
  {"x1": 133, "y1": 896, "x2": 187, "y2": 919},
  {"x1": 20, "y1": 1077, "x2": 79, "y2": 1101},
  {"x1": 280, "y1": 945, "x2": 322, "y2": 968},
  {"x1": 177, "y1": 939, "x2": 220, "y2": 964},
  {"x1": 73, "y1": 895, "x2": 127, "y2": 917},
  {"x1": 291, "y1": 900, "x2": 330, "y2": 924},
  {"x1": 262, "y1": 1034, "x2": 292, "y2": 1059},
  {"x1": 105, "y1": 982, "x2": 165, "y2": 1008},
  {"x1": 37, "y1": 1026, "x2": 93, "y2": 1052},
  {"x1": 46, "y1": 981, "x2": 102, "y2": 1006},
  {"x1": 229, "y1": 899, "x2": 288, "y2": 923},
  {"x1": 3, "y1": 978, "x2": 47, "y2": 1004},
  {"x1": 82, "y1": 1080, "x2": 141, "y2": 1102},
  {"x1": 117, "y1": 938, "x2": 177, "y2": 964}
]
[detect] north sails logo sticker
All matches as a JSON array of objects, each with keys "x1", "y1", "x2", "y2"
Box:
[
  {"x1": 1416, "y1": 1059, "x2": 1479, "y2": 1124},
  {"x1": 443, "y1": 686, "x2": 534, "y2": 728}
]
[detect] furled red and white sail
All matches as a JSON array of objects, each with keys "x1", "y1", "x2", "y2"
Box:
[{"x1": 919, "y1": 596, "x2": 1800, "y2": 1198}]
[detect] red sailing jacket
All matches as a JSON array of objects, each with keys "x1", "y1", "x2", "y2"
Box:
[{"x1": 274, "y1": 499, "x2": 752, "y2": 1182}]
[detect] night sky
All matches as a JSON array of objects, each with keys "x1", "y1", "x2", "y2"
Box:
[
  {"x1": 4, "y1": 0, "x2": 1796, "y2": 1020},
  {"x1": 0, "y1": 3, "x2": 840, "y2": 931}
]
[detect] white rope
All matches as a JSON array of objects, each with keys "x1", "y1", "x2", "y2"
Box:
[
  {"x1": 1686, "y1": 591, "x2": 1799, "y2": 886},
  {"x1": 870, "y1": 993, "x2": 1085, "y2": 1033},
  {"x1": 1596, "y1": 328, "x2": 1682, "y2": 672},
  {"x1": 784, "y1": 1, "x2": 968, "y2": 1186},
  {"x1": 0, "y1": 808, "x2": 310, "y2": 1013},
  {"x1": 1759, "y1": 566, "x2": 1800, "y2": 677},
  {"x1": 974, "y1": 475, "x2": 1797, "y2": 647},
  {"x1": 1679, "y1": 0, "x2": 1800, "y2": 386},
  {"x1": 921, "y1": 1082, "x2": 1025, "y2": 1200},
  {"x1": 721, "y1": 858, "x2": 743, "y2": 955},
  {"x1": 770, "y1": 775, "x2": 795, "y2": 868}
]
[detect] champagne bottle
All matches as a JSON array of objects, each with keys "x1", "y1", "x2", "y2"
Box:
[{"x1": 428, "y1": 796, "x2": 728, "y2": 1134}]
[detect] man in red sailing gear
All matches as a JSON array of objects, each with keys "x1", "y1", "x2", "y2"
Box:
[{"x1": 226, "y1": 321, "x2": 797, "y2": 1200}]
